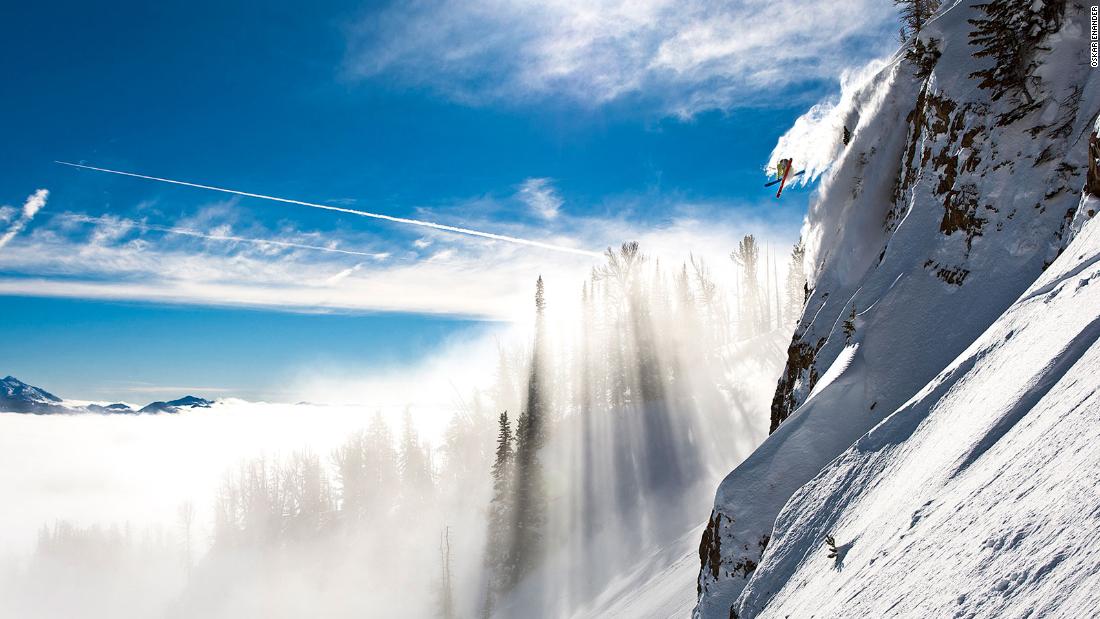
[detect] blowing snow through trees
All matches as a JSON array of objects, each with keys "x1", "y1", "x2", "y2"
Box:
[{"x1": 0, "y1": 237, "x2": 801, "y2": 619}]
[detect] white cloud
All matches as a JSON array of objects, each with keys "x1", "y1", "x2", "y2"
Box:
[
  {"x1": 0, "y1": 189, "x2": 49, "y2": 250},
  {"x1": 0, "y1": 199, "x2": 799, "y2": 320},
  {"x1": 322, "y1": 262, "x2": 364, "y2": 285},
  {"x1": 0, "y1": 206, "x2": 16, "y2": 225},
  {"x1": 518, "y1": 177, "x2": 563, "y2": 219},
  {"x1": 21, "y1": 189, "x2": 48, "y2": 218},
  {"x1": 343, "y1": 0, "x2": 897, "y2": 116}
]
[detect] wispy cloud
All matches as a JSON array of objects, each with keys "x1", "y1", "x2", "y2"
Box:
[
  {"x1": 0, "y1": 189, "x2": 49, "y2": 250},
  {"x1": 0, "y1": 194, "x2": 798, "y2": 319},
  {"x1": 65, "y1": 214, "x2": 393, "y2": 261},
  {"x1": 56, "y1": 162, "x2": 601, "y2": 257},
  {"x1": 343, "y1": 0, "x2": 897, "y2": 116},
  {"x1": 518, "y1": 178, "x2": 563, "y2": 220}
]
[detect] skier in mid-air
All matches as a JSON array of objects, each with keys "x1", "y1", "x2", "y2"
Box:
[{"x1": 765, "y1": 158, "x2": 804, "y2": 198}]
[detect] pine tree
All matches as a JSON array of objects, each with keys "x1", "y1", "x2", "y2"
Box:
[
  {"x1": 481, "y1": 585, "x2": 494, "y2": 619},
  {"x1": 510, "y1": 277, "x2": 549, "y2": 585},
  {"x1": 490, "y1": 412, "x2": 515, "y2": 493},
  {"x1": 968, "y1": 0, "x2": 1066, "y2": 124},
  {"x1": 731, "y1": 235, "x2": 765, "y2": 336},
  {"x1": 762, "y1": 244, "x2": 773, "y2": 330},
  {"x1": 772, "y1": 246, "x2": 783, "y2": 329},
  {"x1": 485, "y1": 411, "x2": 514, "y2": 587},
  {"x1": 843, "y1": 305, "x2": 857, "y2": 342},
  {"x1": 895, "y1": 0, "x2": 940, "y2": 41},
  {"x1": 906, "y1": 37, "x2": 942, "y2": 80},
  {"x1": 438, "y1": 527, "x2": 455, "y2": 619},
  {"x1": 784, "y1": 242, "x2": 807, "y2": 326},
  {"x1": 825, "y1": 534, "x2": 838, "y2": 559},
  {"x1": 399, "y1": 410, "x2": 433, "y2": 508}
]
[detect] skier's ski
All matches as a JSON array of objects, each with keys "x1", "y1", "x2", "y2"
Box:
[{"x1": 764, "y1": 170, "x2": 804, "y2": 187}]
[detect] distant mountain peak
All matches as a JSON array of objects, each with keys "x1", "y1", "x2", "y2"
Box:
[
  {"x1": 1, "y1": 375, "x2": 217, "y2": 415},
  {"x1": 138, "y1": 395, "x2": 214, "y2": 414},
  {"x1": 1, "y1": 375, "x2": 67, "y2": 413}
]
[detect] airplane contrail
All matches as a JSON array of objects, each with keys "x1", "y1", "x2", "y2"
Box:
[
  {"x1": 65, "y1": 214, "x2": 392, "y2": 260},
  {"x1": 55, "y1": 161, "x2": 602, "y2": 257}
]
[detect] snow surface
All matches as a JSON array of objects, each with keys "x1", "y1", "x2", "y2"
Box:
[
  {"x1": 697, "y1": 0, "x2": 1099, "y2": 616},
  {"x1": 739, "y1": 190, "x2": 1100, "y2": 619},
  {"x1": 572, "y1": 524, "x2": 701, "y2": 619}
]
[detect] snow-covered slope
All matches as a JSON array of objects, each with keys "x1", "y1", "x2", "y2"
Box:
[
  {"x1": 696, "y1": 0, "x2": 1097, "y2": 615},
  {"x1": 572, "y1": 525, "x2": 702, "y2": 619},
  {"x1": 738, "y1": 198, "x2": 1100, "y2": 618}
]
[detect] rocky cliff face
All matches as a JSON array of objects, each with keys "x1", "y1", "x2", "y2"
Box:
[{"x1": 696, "y1": 1, "x2": 1095, "y2": 616}]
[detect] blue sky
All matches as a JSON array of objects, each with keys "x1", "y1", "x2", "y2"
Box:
[{"x1": 0, "y1": 0, "x2": 896, "y2": 402}]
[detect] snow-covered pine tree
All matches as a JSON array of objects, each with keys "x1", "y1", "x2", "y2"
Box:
[
  {"x1": 906, "y1": 37, "x2": 941, "y2": 80},
  {"x1": 968, "y1": 0, "x2": 1067, "y2": 124}
]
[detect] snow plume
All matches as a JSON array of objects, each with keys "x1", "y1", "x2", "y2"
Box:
[
  {"x1": 768, "y1": 57, "x2": 891, "y2": 185},
  {"x1": 0, "y1": 189, "x2": 48, "y2": 249}
]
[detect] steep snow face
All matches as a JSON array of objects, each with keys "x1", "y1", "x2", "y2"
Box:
[
  {"x1": 738, "y1": 196, "x2": 1100, "y2": 619},
  {"x1": 696, "y1": 1, "x2": 1095, "y2": 615}
]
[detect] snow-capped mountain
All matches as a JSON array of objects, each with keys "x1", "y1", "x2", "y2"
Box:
[
  {"x1": 138, "y1": 395, "x2": 213, "y2": 414},
  {"x1": 0, "y1": 375, "x2": 68, "y2": 414},
  {"x1": 0, "y1": 376, "x2": 213, "y2": 415},
  {"x1": 696, "y1": 1, "x2": 1098, "y2": 617}
]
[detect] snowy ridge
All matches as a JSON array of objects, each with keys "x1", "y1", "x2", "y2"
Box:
[{"x1": 695, "y1": 0, "x2": 1097, "y2": 616}]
